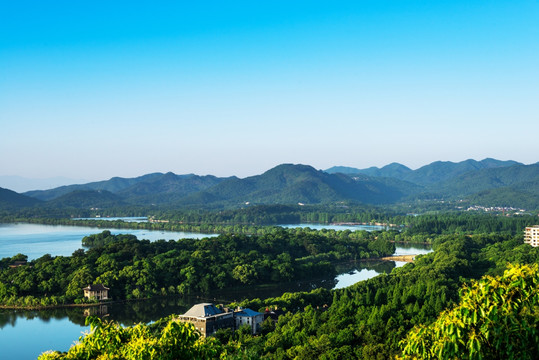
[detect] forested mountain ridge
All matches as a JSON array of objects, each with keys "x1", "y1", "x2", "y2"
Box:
[
  {"x1": 45, "y1": 190, "x2": 127, "y2": 209},
  {"x1": 116, "y1": 173, "x2": 226, "y2": 205},
  {"x1": 403, "y1": 158, "x2": 522, "y2": 185},
  {"x1": 1, "y1": 160, "x2": 537, "y2": 210},
  {"x1": 24, "y1": 173, "x2": 167, "y2": 201},
  {"x1": 23, "y1": 172, "x2": 228, "y2": 205},
  {"x1": 326, "y1": 159, "x2": 538, "y2": 209},
  {"x1": 425, "y1": 163, "x2": 539, "y2": 197},
  {"x1": 326, "y1": 158, "x2": 522, "y2": 185},
  {"x1": 176, "y1": 164, "x2": 415, "y2": 206},
  {"x1": 6, "y1": 164, "x2": 416, "y2": 209},
  {"x1": 327, "y1": 162, "x2": 413, "y2": 178}
]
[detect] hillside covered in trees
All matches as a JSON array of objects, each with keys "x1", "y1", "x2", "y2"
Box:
[
  {"x1": 37, "y1": 226, "x2": 539, "y2": 359},
  {"x1": 0, "y1": 228, "x2": 394, "y2": 307}
]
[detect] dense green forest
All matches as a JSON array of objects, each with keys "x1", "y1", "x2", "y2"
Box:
[
  {"x1": 2, "y1": 209, "x2": 539, "y2": 358},
  {"x1": 38, "y1": 230, "x2": 539, "y2": 359},
  {"x1": 0, "y1": 228, "x2": 394, "y2": 307}
]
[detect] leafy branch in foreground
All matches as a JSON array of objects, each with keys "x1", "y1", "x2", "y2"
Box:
[
  {"x1": 399, "y1": 263, "x2": 539, "y2": 360},
  {"x1": 38, "y1": 316, "x2": 221, "y2": 360}
]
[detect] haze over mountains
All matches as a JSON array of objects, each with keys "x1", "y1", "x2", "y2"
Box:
[
  {"x1": 0, "y1": 176, "x2": 88, "y2": 193},
  {"x1": 1, "y1": 159, "x2": 538, "y2": 210}
]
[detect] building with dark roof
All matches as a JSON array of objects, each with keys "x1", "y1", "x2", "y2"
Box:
[
  {"x1": 178, "y1": 303, "x2": 234, "y2": 337},
  {"x1": 178, "y1": 303, "x2": 265, "y2": 337},
  {"x1": 82, "y1": 284, "x2": 109, "y2": 300},
  {"x1": 234, "y1": 307, "x2": 264, "y2": 335}
]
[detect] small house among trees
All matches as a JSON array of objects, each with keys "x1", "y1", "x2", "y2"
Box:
[
  {"x1": 9, "y1": 260, "x2": 27, "y2": 268},
  {"x1": 83, "y1": 284, "x2": 109, "y2": 301}
]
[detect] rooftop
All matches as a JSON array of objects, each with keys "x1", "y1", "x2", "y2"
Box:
[
  {"x1": 83, "y1": 284, "x2": 109, "y2": 291},
  {"x1": 183, "y1": 303, "x2": 224, "y2": 318},
  {"x1": 235, "y1": 308, "x2": 263, "y2": 317}
]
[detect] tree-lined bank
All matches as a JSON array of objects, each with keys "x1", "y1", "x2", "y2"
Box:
[{"x1": 0, "y1": 229, "x2": 395, "y2": 308}]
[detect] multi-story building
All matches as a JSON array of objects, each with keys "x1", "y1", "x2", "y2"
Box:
[
  {"x1": 178, "y1": 303, "x2": 234, "y2": 337},
  {"x1": 524, "y1": 226, "x2": 539, "y2": 247},
  {"x1": 234, "y1": 307, "x2": 264, "y2": 335},
  {"x1": 178, "y1": 303, "x2": 265, "y2": 337}
]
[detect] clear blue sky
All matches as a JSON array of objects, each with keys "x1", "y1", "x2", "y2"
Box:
[{"x1": 1, "y1": 1, "x2": 538, "y2": 181}]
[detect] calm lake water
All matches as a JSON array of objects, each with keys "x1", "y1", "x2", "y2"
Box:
[
  {"x1": 0, "y1": 222, "x2": 218, "y2": 260},
  {"x1": 72, "y1": 216, "x2": 149, "y2": 222},
  {"x1": 0, "y1": 221, "x2": 432, "y2": 359}
]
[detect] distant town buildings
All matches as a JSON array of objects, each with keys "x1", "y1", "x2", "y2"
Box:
[
  {"x1": 524, "y1": 226, "x2": 539, "y2": 247},
  {"x1": 466, "y1": 205, "x2": 527, "y2": 214},
  {"x1": 178, "y1": 303, "x2": 265, "y2": 337}
]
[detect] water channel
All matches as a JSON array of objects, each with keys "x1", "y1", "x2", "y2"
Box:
[{"x1": 0, "y1": 220, "x2": 432, "y2": 359}]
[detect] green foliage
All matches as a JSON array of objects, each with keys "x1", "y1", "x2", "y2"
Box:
[
  {"x1": 0, "y1": 228, "x2": 393, "y2": 307},
  {"x1": 38, "y1": 316, "x2": 220, "y2": 359},
  {"x1": 216, "y1": 232, "x2": 539, "y2": 359},
  {"x1": 399, "y1": 264, "x2": 539, "y2": 360},
  {"x1": 82, "y1": 230, "x2": 137, "y2": 247},
  {"x1": 28, "y1": 223, "x2": 539, "y2": 360}
]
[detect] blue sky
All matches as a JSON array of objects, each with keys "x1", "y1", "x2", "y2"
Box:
[{"x1": 1, "y1": 1, "x2": 538, "y2": 181}]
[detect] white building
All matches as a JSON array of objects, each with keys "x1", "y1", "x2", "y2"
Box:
[
  {"x1": 524, "y1": 226, "x2": 539, "y2": 247},
  {"x1": 82, "y1": 284, "x2": 109, "y2": 300},
  {"x1": 234, "y1": 307, "x2": 264, "y2": 335}
]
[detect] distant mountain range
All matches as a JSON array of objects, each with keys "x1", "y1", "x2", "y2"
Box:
[
  {"x1": 325, "y1": 158, "x2": 522, "y2": 185},
  {"x1": 25, "y1": 172, "x2": 226, "y2": 205},
  {"x1": 1, "y1": 159, "x2": 538, "y2": 210}
]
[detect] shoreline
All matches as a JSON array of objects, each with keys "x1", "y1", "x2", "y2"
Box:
[{"x1": 0, "y1": 298, "x2": 149, "y2": 311}]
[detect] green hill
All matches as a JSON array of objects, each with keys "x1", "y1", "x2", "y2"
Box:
[
  {"x1": 24, "y1": 173, "x2": 165, "y2": 201},
  {"x1": 0, "y1": 187, "x2": 42, "y2": 209},
  {"x1": 326, "y1": 159, "x2": 520, "y2": 186},
  {"x1": 403, "y1": 158, "x2": 521, "y2": 185},
  {"x1": 432, "y1": 163, "x2": 539, "y2": 197},
  {"x1": 326, "y1": 162, "x2": 413, "y2": 178},
  {"x1": 45, "y1": 190, "x2": 127, "y2": 209},
  {"x1": 24, "y1": 172, "x2": 227, "y2": 206},
  {"x1": 178, "y1": 164, "x2": 415, "y2": 206},
  {"x1": 118, "y1": 173, "x2": 226, "y2": 205}
]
